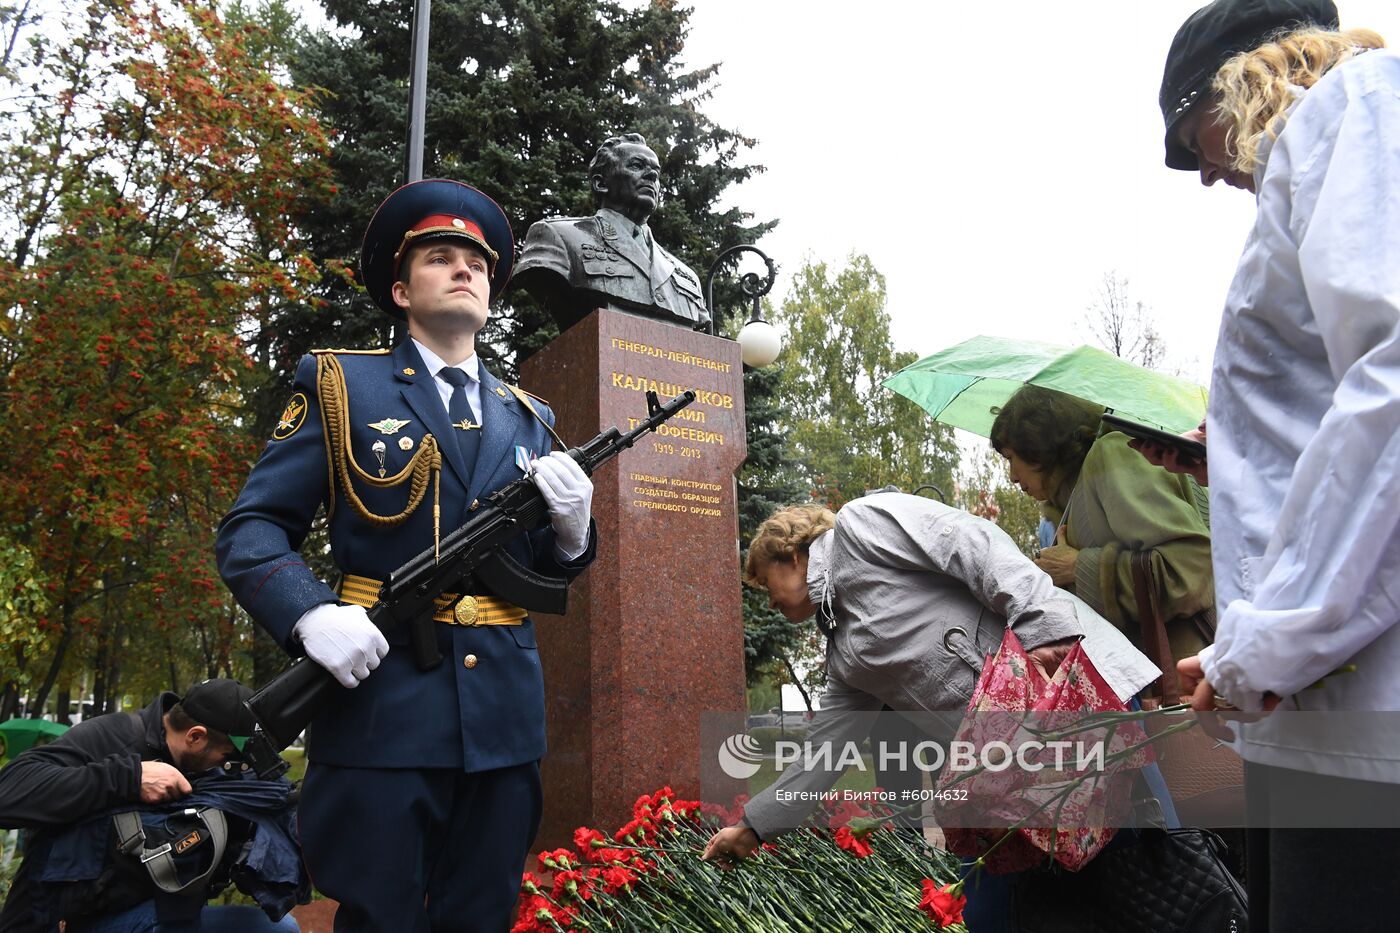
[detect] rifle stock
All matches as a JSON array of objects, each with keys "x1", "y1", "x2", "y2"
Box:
[{"x1": 241, "y1": 390, "x2": 696, "y2": 778}]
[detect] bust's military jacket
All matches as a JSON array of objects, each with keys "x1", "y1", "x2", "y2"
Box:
[
  {"x1": 216, "y1": 340, "x2": 595, "y2": 772},
  {"x1": 514, "y1": 208, "x2": 710, "y2": 329}
]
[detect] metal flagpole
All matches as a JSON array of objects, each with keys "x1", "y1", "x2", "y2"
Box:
[{"x1": 405, "y1": 0, "x2": 432, "y2": 182}]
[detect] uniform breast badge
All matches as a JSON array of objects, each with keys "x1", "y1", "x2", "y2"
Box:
[
  {"x1": 368, "y1": 418, "x2": 412, "y2": 435},
  {"x1": 272, "y1": 393, "x2": 308, "y2": 440},
  {"x1": 399, "y1": 436, "x2": 414, "y2": 451},
  {"x1": 371, "y1": 440, "x2": 387, "y2": 477}
]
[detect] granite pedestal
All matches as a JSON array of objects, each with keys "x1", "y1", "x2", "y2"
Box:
[{"x1": 520, "y1": 308, "x2": 748, "y2": 844}]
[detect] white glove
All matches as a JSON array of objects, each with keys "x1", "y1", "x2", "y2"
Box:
[
  {"x1": 530, "y1": 451, "x2": 593, "y2": 560},
  {"x1": 292, "y1": 603, "x2": 389, "y2": 689}
]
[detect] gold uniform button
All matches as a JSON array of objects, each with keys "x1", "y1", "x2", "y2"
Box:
[{"x1": 463, "y1": 654, "x2": 478, "y2": 669}]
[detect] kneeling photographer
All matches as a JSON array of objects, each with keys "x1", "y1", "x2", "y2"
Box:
[{"x1": 0, "y1": 679, "x2": 304, "y2": 932}]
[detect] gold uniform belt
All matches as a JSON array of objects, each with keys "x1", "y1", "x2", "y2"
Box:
[{"x1": 338, "y1": 574, "x2": 528, "y2": 627}]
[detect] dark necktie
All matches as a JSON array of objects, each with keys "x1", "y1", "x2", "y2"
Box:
[{"x1": 437, "y1": 367, "x2": 480, "y2": 476}]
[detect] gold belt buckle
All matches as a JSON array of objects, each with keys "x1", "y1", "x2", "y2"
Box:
[{"x1": 453, "y1": 596, "x2": 479, "y2": 626}]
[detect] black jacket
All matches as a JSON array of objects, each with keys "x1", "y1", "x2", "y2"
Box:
[{"x1": 0, "y1": 694, "x2": 175, "y2": 931}]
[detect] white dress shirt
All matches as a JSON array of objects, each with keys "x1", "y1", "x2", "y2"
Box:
[
  {"x1": 1199, "y1": 49, "x2": 1400, "y2": 780},
  {"x1": 412, "y1": 338, "x2": 481, "y2": 423}
]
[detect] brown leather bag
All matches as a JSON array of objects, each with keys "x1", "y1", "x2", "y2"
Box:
[{"x1": 1131, "y1": 552, "x2": 1245, "y2": 827}]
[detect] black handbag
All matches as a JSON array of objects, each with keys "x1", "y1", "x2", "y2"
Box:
[{"x1": 1015, "y1": 828, "x2": 1247, "y2": 933}]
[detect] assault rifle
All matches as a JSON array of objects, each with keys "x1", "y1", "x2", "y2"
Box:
[{"x1": 241, "y1": 390, "x2": 696, "y2": 779}]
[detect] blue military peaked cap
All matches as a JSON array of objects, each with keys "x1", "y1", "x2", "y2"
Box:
[{"x1": 360, "y1": 179, "x2": 515, "y2": 319}]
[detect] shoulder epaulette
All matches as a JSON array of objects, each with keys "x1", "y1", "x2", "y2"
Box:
[
  {"x1": 505, "y1": 385, "x2": 565, "y2": 450},
  {"x1": 311, "y1": 347, "x2": 392, "y2": 356},
  {"x1": 510, "y1": 385, "x2": 551, "y2": 406}
]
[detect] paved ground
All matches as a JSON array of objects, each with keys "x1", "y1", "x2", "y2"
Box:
[{"x1": 290, "y1": 899, "x2": 336, "y2": 932}]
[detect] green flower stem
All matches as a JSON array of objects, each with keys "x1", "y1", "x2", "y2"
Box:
[{"x1": 965, "y1": 718, "x2": 1197, "y2": 874}]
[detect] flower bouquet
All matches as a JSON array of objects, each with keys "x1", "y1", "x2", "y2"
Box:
[
  {"x1": 513, "y1": 787, "x2": 970, "y2": 932},
  {"x1": 935, "y1": 628, "x2": 1156, "y2": 874}
]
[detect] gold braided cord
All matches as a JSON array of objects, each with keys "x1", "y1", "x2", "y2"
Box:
[{"x1": 316, "y1": 353, "x2": 442, "y2": 531}]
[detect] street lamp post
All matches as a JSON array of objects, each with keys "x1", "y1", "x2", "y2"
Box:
[{"x1": 705, "y1": 245, "x2": 781, "y2": 367}]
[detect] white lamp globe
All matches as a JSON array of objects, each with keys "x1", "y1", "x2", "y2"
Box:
[{"x1": 737, "y1": 319, "x2": 781, "y2": 367}]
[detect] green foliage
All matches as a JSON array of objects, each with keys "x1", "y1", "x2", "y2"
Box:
[
  {"x1": 0, "y1": 538, "x2": 53, "y2": 690},
  {"x1": 734, "y1": 254, "x2": 959, "y2": 695},
  {"x1": 285, "y1": 0, "x2": 773, "y2": 387},
  {"x1": 771, "y1": 255, "x2": 958, "y2": 508}
]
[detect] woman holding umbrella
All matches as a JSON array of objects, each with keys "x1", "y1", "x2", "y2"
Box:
[
  {"x1": 1153, "y1": 0, "x2": 1400, "y2": 928},
  {"x1": 989, "y1": 386, "x2": 1215, "y2": 668}
]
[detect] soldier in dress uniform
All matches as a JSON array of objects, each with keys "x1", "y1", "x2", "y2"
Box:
[
  {"x1": 513, "y1": 132, "x2": 711, "y2": 332},
  {"x1": 215, "y1": 179, "x2": 597, "y2": 932}
]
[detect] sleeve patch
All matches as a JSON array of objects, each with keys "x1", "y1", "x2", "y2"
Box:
[{"x1": 272, "y1": 392, "x2": 308, "y2": 440}]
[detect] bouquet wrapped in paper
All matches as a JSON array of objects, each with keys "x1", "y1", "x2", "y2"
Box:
[{"x1": 936, "y1": 628, "x2": 1153, "y2": 873}]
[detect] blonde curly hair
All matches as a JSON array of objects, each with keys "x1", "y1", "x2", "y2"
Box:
[
  {"x1": 743, "y1": 504, "x2": 836, "y2": 587},
  {"x1": 1213, "y1": 26, "x2": 1385, "y2": 173}
]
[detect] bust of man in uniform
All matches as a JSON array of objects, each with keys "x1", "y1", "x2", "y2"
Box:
[{"x1": 513, "y1": 133, "x2": 711, "y2": 332}]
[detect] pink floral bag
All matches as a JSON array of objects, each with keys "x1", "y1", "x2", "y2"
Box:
[{"x1": 936, "y1": 628, "x2": 1152, "y2": 873}]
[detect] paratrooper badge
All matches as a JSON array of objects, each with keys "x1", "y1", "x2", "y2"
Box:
[
  {"x1": 368, "y1": 418, "x2": 412, "y2": 436},
  {"x1": 272, "y1": 393, "x2": 308, "y2": 440}
]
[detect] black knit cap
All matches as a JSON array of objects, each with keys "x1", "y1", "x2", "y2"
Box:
[
  {"x1": 181, "y1": 678, "x2": 256, "y2": 751},
  {"x1": 1160, "y1": 0, "x2": 1339, "y2": 170}
]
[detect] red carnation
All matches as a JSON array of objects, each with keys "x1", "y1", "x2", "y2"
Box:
[
  {"x1": 615, "y1": 817, "x2": 655, "y2": 845},
  {"x1": 537, "y1": 847, "x2": 578, "y2": 872},
  {"x1": 551, "y1": 869, "x2": 593, "y2": 902},
  {"x1": 918, "y1": 879, "x2": 967, "y2": 928},
  {"x1": 593, "y1": 846, "x2": 635, "y2": 864},
  {"x1": 598, "y1": 863, "x2": 640, "y2": 894},
  {"x1": 834, "y1": 826, "x2": 874, "y2": 858},
  {"x1": 573, "y1": 826, "x2": 606, "y2": 858}
]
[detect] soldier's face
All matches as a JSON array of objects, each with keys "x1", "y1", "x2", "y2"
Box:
[
  {"x1": 597, "y1": 143, "x2": 661, "y2": 220},
  {"x1": 393, "y1": 241, "x2": 491, "y2": 335}
]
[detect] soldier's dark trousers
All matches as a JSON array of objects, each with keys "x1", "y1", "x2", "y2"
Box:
[{"x1": 301, "y1": 760, "x2": 542, "y2": 933}]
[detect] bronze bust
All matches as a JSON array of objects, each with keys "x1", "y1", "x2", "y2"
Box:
[{"x1": 513, "y1": 134, "x2": 711, "y2": 332}]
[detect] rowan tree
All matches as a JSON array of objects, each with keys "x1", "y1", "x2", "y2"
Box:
[{"x1": 0, "y1": 0, "x2": 334, "y2": 711}]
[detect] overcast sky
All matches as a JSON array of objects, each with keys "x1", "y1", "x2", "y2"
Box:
[
  {"x1": 284, "y1": 0, "x2": 1399, "y2": 384},
  {"x1": 679, "y1": 0, "x2": 1400, "y2": 384}
]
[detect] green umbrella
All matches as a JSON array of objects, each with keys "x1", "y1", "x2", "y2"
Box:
[
  {"x1": 0, "y1": 717, "x2": 69, "y2": 759},
  {"x1": 883, "y1": 335, "x2": 1208, "y2": 438}
]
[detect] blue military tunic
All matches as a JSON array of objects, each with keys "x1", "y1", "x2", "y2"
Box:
[{"x1": 215, "y1": 339, "x2": 593, "y2": 773}]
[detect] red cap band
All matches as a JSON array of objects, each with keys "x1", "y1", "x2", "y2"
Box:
[{"x1": 393, "y1": 214, "x2": 499, "y2": 276}]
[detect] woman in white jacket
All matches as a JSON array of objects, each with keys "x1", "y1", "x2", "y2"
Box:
[{"x1": 1155, "y1": 1, "x2": 1400, "y2": 928}]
